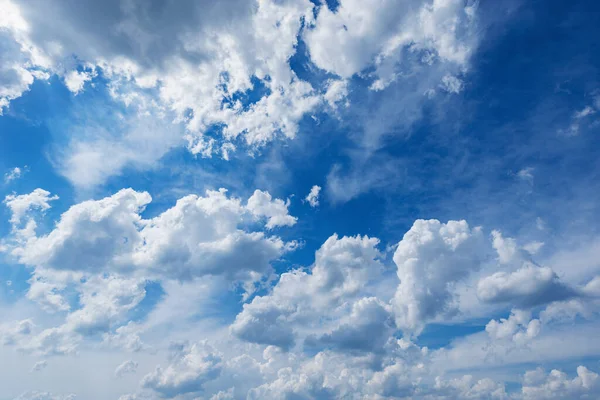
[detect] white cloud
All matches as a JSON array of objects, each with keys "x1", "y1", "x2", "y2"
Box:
[
  {"x1": 477, "y1": 264, "x2": 576, "y2": 308},
  {"x1": 0, "y1": 0, "x2": 51, "y2": 115},
  {"x1": 324, "y1": 80, "x2": 349, "y2": 109},
  {"x1": 304, "y1": 0, "x2": 476, "y2": 89},
  {"x1": 0, "y1": 319, "x2": 35, "y2": 346},
  {"x1": 115, "y1": 360, "x2": 138, "y2": 378},
  {"x1": 433, "y1": 375, "x2": 508, "y2": 399},
  {"x1": 0, "y1": 0, "x2": 322, "y2": 165},
  {"x1": 3, "y1": 188, "x2": 59, "y2": 227},
  {"x1": 491, "y1": 230, "x2": 520, "y2": 264},
  {"x1": 63, "y1": 68, "x2": 96, "y2": 95},
  {"x1": 485, "y1": 309, "x2": 541, "y2": 345},
  {"x1": 304, "y1": 185, "x2": 321, "y2": 207},
  {"x1": 9, "y1": 188, "x2": 295, "y2": 286},
  {"x1": 246, "y1": 190, "x2": 297, "y2": 229},
  {"x1": 521, "y1": 366, "x2": 600, "y2": 400},
  {"x1": 231, "y1": 234, "x2": 383, "y2": 349},
  {"x1": 141, "y1": 341, "x2": 222, "y2": 398},
  {"x1": 392, "y1": 219, "x2": 486, "y2": 335},
  {"x1": 4, "y1": 167, "x2": 24, "y2": 183},
  {"x1": 64, "y1": 276, "x2": 146, "y2": 336}
]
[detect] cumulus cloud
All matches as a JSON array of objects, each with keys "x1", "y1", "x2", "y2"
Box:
[
  {"x1": 521, "y1": 366, "x2": 600, "y2": 400},
  {"x1": 485, "y1": 309, "x2": 541, "y2": 345},
  {"x1": 0, "y1": 0, "x2": 51, "y2": 114},
  {"x1": 142, "y1": 341, "x2": 222, "y2": 398},
  {"x1": 0, "y1": 187, "x2": 298, "y2": 357},
  {"x1": 477, "y1": 264, "x2": 576, "y2": 308},
  {"x1": 433, "y1": 375, "x2": 508, "y2": 399},
  {"x1": 246, "y1": 190, "x2": 297, "y2": 229},
  {"x1": 0, "y1": 0, "x2": 321, "y2": 165},
  {"x1": 9, "y1": 188, "x2": 295, "y2": 285},
  {"x1": 304, "y1": 0, "x2": 477, "y2": 89},
  {"x1": 231, "y1": 234, "x2": 383, "y2": 349},
  {"x1": 304, "y1": 297, "x2": 395, "y2": 354},
  {"x1": 392, "y1": 219, "x2": 486, "y2": 335}
]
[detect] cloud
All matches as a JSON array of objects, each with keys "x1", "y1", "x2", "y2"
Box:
[
  {"x1": 304, "y1": 185, "x2": 321, "y2": 208},
  {"x1": 64, "y1": 276, "x2": 146, "y2": 336},
  {"x1": 0, "y1": 0, "x2": 51, "y2": 114},
  {"x1": 4, "y1": 166, "x2": 24, "y2": 183},
  {"x1": 0, "y1": 0, "x2": 321, "y2": 160},
  {"x1": 304, "y1": 297, "x2": 395, "y2": 354},
  {"x1": 485, "y1": 309, "x2": 541, "y2": 345},
  {"x1": 3, "y1": 189, "x2": 59, "y2": 227},
  {"x1": 63, "y1": 68, "x2": 97, "y2": 95},
  {"x1": 231, "y1": 234, "x2": 383, "y2": 349},
  {"x1": 477, "y1": 264, "x2": 576, "y2": 308},
  {"x1": 9, "y1": 188, "x2": 295, "y2": 286},
  {"x1": 304, "y1": 0, "x2": 476, "y2": 87},
  {"x1": 0, "y1": 187, "x2": 298, "y2": 356},
  {"x1": 433, "y1": 375, "x2": 508, "y2": 399},
  {"x1": 115, "y1": 360, "x2": 138, "y2": 378},
  {"x1": 141, "y1": 341, "x2": 222, "y2": 398},
  {"x1": 246, "y1": 190, "x2": 297, "y2": 229},
  {"x1": 521, "y1": 366, "x2": 600, "y2": 400},
  {"x1": 392, "y1": 219, "x2": 486, "y2": 335}
]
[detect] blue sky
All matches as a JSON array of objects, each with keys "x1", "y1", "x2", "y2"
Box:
[{"x1": 1, "y1": 0, "x2": 600, "y2": 399}]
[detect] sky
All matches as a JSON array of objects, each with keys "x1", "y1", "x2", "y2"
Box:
[{"x1": 1, "y1": 0, "x2": 600, "y2": 399}]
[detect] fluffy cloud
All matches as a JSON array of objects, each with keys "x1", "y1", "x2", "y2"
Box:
[
  {"x1": 0, "y1": 186, "x2": 297, "y2": 357},
  {"x1": 0, "y1": 0, "x2": 484, "y2": 190},
  {"x1": 392, "y1": 219, "x2": 486, "y2": 335},
  {"x1": 246, "y1": 190, "x2": 297, "y2": 229},
  {"x1": 477, "y1": 264, "x2": 576, "y2": 308},
  {"x1": 0, "y1": 0, "x2": 51, "y2": 114},
  {"x1": 9, "y1": 188, "x2": 295, "y2": 285},
  {"x1": 521, "y1": 366, "x2": 600, "y2": 400},
  {"x1": 141, "y1": 341, "x2": 222, "y2": 398},
  {"x1": 304, "y1": 297, "x2": 395, "y2": 354},
  {"x1": 433, "y1": 375, "x2": 508, "y2": 399},
  {"x1": 304, "y1": 0, "x2": 476, "y2": 88},
  {"x1": 0, "y1": 0, "x2": 321, "y2": 166},
  {"x1": 231, "y1": 234, "x2": 384, "y2": 349},
  {"x1": 485, "y1": 309, "x2": 541, "y2": 345},
  {"x1": 3, "y1": 189, "x2": 58, "y2": 227}
]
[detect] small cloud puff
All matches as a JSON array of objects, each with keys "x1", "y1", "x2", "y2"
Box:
[{"x1": 304, "y1": 185, "x2": 321, "y2": 208}]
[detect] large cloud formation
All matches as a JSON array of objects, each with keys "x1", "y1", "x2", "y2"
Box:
[
  {"x1": 0, "y1": 0, "x2": 479, "y2": 188},
  {"x1": 2, "y1": 191, "x2": 600, "y2": 398}
]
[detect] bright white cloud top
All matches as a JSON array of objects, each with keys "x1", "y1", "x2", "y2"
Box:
[{"x1": 1, "y1": 0, "x2": 600, "y2": 399}]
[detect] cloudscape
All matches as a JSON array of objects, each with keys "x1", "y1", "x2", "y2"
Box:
[{"x1": 1, "y1": 0, "x2": 600, "y2": 399}]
